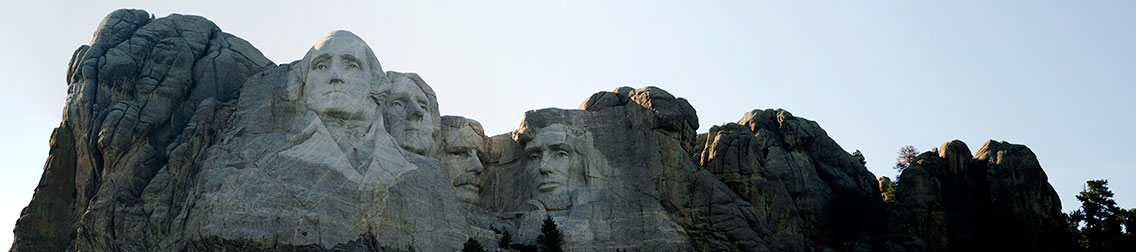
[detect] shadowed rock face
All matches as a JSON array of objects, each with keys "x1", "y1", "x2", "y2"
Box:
[
  {"x1": 884, "y1": 140, "x2": 1076, "y2": 252},
  {"x1": 12, "y1": 9, "x2": 1076, "y2": 252},
  {"x1": 12, "y1": 9, "x2": 273, "y2": 252},
  {"x1": 694, "y1": 109, "x2": 887, "y2": 251}
]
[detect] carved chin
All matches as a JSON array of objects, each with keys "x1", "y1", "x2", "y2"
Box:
[
  {"x1": 396, "y1": 133, "x2": 433, "y2": 154},
  {"x1": 455, "y1": 186, "x2": 480, "y2": 204},
  {"x1": 539, "y1": 192, "x2": 572, "y2": 211},
  {"x1": 319, "y1": 108, "x2": 360, "y2": 120},
  {"x1": 311, "y1": 103, "x2": 370, "y2": 120}
]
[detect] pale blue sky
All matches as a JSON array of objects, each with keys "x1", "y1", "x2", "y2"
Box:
[{"x1": 2, "y1": 0, "x2": 1134, "y2": 248}]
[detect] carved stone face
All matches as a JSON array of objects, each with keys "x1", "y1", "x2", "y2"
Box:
[
  {"x1": 440, "y1": 125, "x2": 485, "y2": 204},
  {"x1": 525, "y1": 124, "x2": 583, "y2": 198},
  {"x1": 383, "y1": 76, "x2": 435, "y2": 154},
  {"x1": 303, "y1": 36, "x2": 376, "y2": 121}
]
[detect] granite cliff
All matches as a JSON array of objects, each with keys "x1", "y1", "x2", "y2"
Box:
[{"x1": 11, "y1": 9, "x2": 1075, "y2": 252}]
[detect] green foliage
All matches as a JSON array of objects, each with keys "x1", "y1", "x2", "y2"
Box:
[
  {"x1": 1067, "y1": 212, "x2": 1084, "y2": 247},
  {"x1": 463, "y1": 238, "x2": 486, "y2": 252},
  {"x1": 537, "y1": 216, "x2": 564, "y2": 252},
  {"x1": 499, "y1": 230, "x2": 513, "y2": 249},
  {"x1": 510, "y1": 244, "x2": 538, "y2": 252},
  {"x1": 878, "y1": 176, "x2": 897, "y2": 204},
  {"x1": 1068, "y1": 179, "x2": 1135, "y2": 252},
  {"x1": 1126, "y1": 208, "x2": 1136, "y2": 249},
  {"x1": 496, "y1": 216, "x2": 564, "y2": 252},
  {"x1": 1127, "y1": 208, "x2": 1136, "y2": 236},
  {"x1": 894, "y1": 145, "x2": 917, "y2": 174},
  {"x1": 852, "y1": 149, "x2": 867, "y2": 166}
]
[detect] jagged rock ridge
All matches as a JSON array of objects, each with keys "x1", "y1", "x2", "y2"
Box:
[
  {"x1": 11, "y1": 9, "x2": 1074, "y2": 252},
  {"x1": 883, "y1": 140, "x2": 1075, "y2": 252}
]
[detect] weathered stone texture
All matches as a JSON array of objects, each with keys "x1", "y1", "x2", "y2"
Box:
[
  {"x1": 11, "y1": 9, "x2": 1077, "y2": 252},
  {"x1": 694, "y1": 109, "x2": 886, "y2": 251},
  {"x1": 885, "y1": 140, "x2": 1076, "y2": 252},
  {"x1": 14, "y1": 9, "x2": 272, "y2": 252}
]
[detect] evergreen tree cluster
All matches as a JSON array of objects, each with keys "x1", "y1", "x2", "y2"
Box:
[
  {"x1": 877, "y1": 176, "x2": 897, "y2": 204},
  {"x1": 852, "y1": 149, "x2": 867, "y2": 166},
  {"x1": 536, "y1": 216, "x2": 564, "y2": 252},
  {"x1": 492, "y1": 216, "x2": 564, "y2": 252},
  {"x1": 1067, "y1": 179, "x2": 1136, "y2": 252},
  {"x1": 462, "y1": 238, "x2": 486, "y2": 252}
]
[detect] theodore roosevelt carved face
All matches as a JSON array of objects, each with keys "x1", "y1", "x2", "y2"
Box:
[{"x1": 439, "y1": 116, "x2": 488, "y2": 204}]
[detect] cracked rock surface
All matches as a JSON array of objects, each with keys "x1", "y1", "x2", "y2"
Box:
[{"x1": 12, "y1": 9, "x2": 1075, "y2": 252}]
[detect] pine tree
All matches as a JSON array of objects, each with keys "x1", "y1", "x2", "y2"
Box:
[
  {"x1": 1069, "y1": 179, "x2": 1127, "y2": 251},
  {"x1": 537, "y1": 216, "x2": 563, "y2": 252},
  {"x1": 894, "y1": 145, "x2": 917, "y2": 174},
  {"x1": 852, "y1": 149, "x2": 867, "y2": 166},
  {"x1": 1066, "y1": 212, "x2": 1084, "y2": 249},
  {"x1": 1123, "y1": 208, "x2": 1136, "y2": 250},
  {"x1": 877, "y1": 176, "x2": 897, "y2": 204},
  {"x1": 463, "y1": 238, "x2": 486, "y2": 252},
  {"x1": 499, "y1": 230, "x2": 513, "y2": 251}
]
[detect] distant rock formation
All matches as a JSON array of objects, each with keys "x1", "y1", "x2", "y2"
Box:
[
  {"x1": 693, "y1": 109, "x2": 886, "y2": 251},
  {"x1": 12, "y1": 9, "x2": 273, "y2": 252},
  {"x1": 10, "y1": 9, "x2": 1075, "y2": 252},
  {"x1": 883, "y1": 140, "x2": 1076, "y2": 252}
]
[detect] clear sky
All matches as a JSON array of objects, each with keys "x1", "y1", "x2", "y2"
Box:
[{"x1": 2, "y1": 0, "x2": 1134, "y2": 248}]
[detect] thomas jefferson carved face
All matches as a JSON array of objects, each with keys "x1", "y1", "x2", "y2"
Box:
[
  {"x1": 524, "y1": 123, "x2": 584, "y2": 198},
  {"x1": 302, "y1": 32, "x2": 379, "y2": 121},
  {"x1": 439, "y1": 117, "x2": 487, "y2": 204},
  {"x1": 383, "y1": 75, "x2": 436, "y2": 154}
]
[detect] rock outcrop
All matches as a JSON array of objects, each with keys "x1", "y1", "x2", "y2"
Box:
[
  {"x1": 13, "y1": 9, "x2": 272, "y2": 252},
  {"x1": 693, "y1": 109, "x2": 886, "y2": 251},
  {"x1": 884, "y1": 140, "x2": 1076, "y2": 252},
  {"x1": 11, "y1": 9, "x2": 1075, "y2": 252}
]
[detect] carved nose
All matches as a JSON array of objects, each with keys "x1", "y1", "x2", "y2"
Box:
[
  {"x1": 467, "y1": 156, "x2": 483, "y2": 174},
  {"x1": 538, "y1": 157, "x2": 553, "y2": 174},
  {"x1": 328, "y1": 66, "x2": 344, "y2": 84},
  {"x1": 407, "y1": 104, "x2": 425, "y2": 120}
]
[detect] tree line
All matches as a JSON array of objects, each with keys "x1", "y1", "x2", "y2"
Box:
[{"x1": 463, "y1": 216, "x2": 564, "y2": 252}]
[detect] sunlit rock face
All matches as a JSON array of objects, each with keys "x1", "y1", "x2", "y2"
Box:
[
  {"x1": 11, "y1": 8, "x2": 1075, "y2": 252},
  {"x1": 382, "y1": 72, "x2": 440, "y2": 156},
  {"x1": 178, "y1": 29, "x2": 467, "y2": 252}
]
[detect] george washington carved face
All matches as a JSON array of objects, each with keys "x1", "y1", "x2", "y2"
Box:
[{"x1": 300, "y1": 31, "x2": 384, "y2": 123}]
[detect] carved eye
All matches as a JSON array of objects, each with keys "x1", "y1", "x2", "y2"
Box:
[
  {"x1": 555, "y1": 150, "x2": 569, "y2": 158},
  {"x1": 449, "y1": 150, "x2": 471, "y2": 158},
  {"x1": 528, "y1": 152, "x2": 540, "y2": 160},
  {"x1": 315, "y1": 64, "x2": 326, "y2": 70},
  {"x1": 349, "y1": 63, "x2": 359, "y2": 69},
  {"x1": 391, "y1": 100, "x2": 404, "y2": 107}
]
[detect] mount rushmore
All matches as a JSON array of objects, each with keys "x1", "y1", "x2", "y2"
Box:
[{"x1": 11, "y1": 9, "x2": 1075, "y2": 251}]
